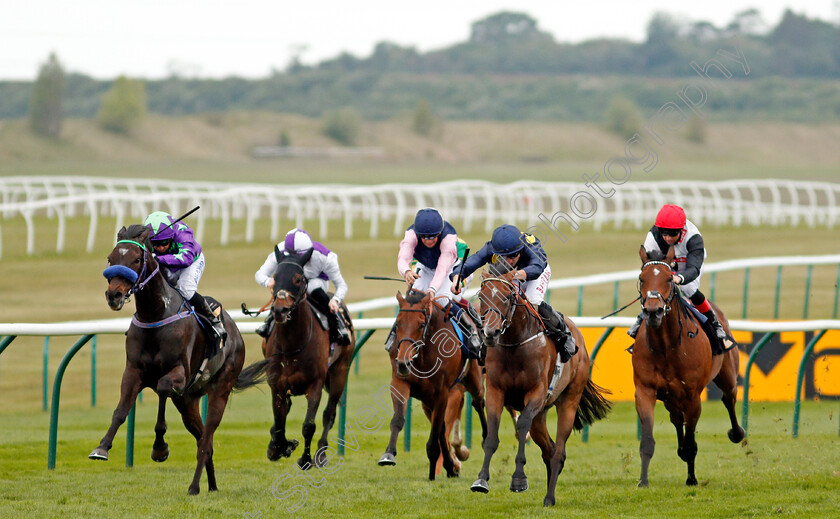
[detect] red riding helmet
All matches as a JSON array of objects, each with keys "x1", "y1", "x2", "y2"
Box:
[{"x1": 655, "y1": 204, "x2": 686, "y2": 230}]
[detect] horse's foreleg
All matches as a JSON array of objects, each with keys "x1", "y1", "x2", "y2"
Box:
[
  {"x1": 681, "y1": 395, "x2": 702, "y2": 486},
  {"x1": 464, "y1": 361, "x2": 488, "y2": 446},
  {"x1": 445, "y1": 386, "x2": 466, "y2": 468},
  {"x1": 715, "y1": 349, "x2": 745, "y2": 443},
  {"x1": 192, "y1": 390, "x2": 232, "y2": 494},
  {"x1": 89, "y1": 366, "x2": 143, "y2": 461},
  {"x1": 297, "y1": 382, "x2": 324, "y2": 470},
  {"x1": 527, "y1": 411, "x2": 555, "y2": 505},
  {"x1": 315, "y1": 364, "x2": 350, "y2": 467},
  {"x1": 544, "y1": 397, "x2": 579, "y2": 507},
  {"x1": 151, "y1": 365, "x2": 186, "y2": 463},
  {"x1": 471, "y1": 384, "x2": 503, "y2": 494},
  {"x1": 428, "y1": 393, "x2": 456, "y2": 480},
  {"x1": 378, "y1": 378, "x2": 409, "y2": 466},
  {"x1": 510, "y1": 395, "x2": 542, "y2": 493},
  {"x1": 635, "y1": 385, "x2": 657, "y2": 488},
  {"x1": 268, "y1": 386, "x2": 296, "y2": 461}
]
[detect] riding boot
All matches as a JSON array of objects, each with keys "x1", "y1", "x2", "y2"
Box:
[
  {"x1": 538, "y1": 301, "x2": 577, "y2": 363},
  {"x1": 333, "y1": 310, "x2": 352, "y2": 346},
  {"x1": 464, "y1": 304, "x2": 486, "y2": 366},
  {"x1": 627, "y1": 314, "x2": 643, "y2": 338},
  {"x1": 256, "y1": 313, "x2": 275, "y2": 339},
  {"x1": 456, "y1": 308, "x2": 484, "y2": 366},
  {"x1": 189, "y1": 292, "x2": 227, "y2": 357},
  {"x1": 702, "y1": 308, "x2": 730, "y2": 354}
]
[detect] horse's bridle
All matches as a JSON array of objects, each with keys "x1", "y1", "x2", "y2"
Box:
[
  {"x1": 479, "y1": 277, "x2": 519, "y2": 335},
  {"x1": 272, "y1": 261, "x2": 308, "y2": 320},
  {"x1": 395, "y1": 292, "x2": 439, "y2": 363},
  {"x1": 106, "y1": 239, "x2": 160, "y2": 297},
  {"x1": 639, "y1": 260, "x2": 676, "y2": 315}
]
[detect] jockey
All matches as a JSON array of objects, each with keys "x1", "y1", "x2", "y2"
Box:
[
  {"x1": 386, "y1": 208, "x2": 483, "y2": 360},
  {"x1": 254, "y1": 228, "x2": 351, "y2": 345},
  {"x1": 628, "y1": 204, "x2": 728, "y2": 345},
  {"x1": 143, "y1": 211, "x2": 226, "y2": 354},
  {"x1": 451, "y1": 224, "x2": 578, "y2": 363}
]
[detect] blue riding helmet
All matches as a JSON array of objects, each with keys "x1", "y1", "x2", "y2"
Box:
[
  {"x1": 491, "y1": 224, "x2": 524, "y2": 256},
  {"x1": 413, "y1": 208, "x2": 444, "y2": 238}
]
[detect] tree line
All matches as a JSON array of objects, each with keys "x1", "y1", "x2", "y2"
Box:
[{"x1": 9, "y1": 8, "x2": 840, "y2": 133}]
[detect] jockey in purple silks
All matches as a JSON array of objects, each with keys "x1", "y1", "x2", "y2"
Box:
[
  {"x1": 254, "y1": 228, "x2": 351, "y2": 345},
  {"x1": 143, "y1": 211, "x2": 226, "y2": 355}
]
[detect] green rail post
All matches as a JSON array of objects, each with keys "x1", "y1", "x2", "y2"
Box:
[
  {"x1": 465, "y1": 393, "x2": 473, "y2": 449},
  {"x1": 833, "y1": 265, "x2": 840, "y2": 319},
  {"x1": 0, "y1": 335, "x2": 16, "y2": 355},
  {"x1": 613, "y1": 282, "x2": 620, "y2": 319},
  {"x1": 773, "y1": 266, "x2": 783, "y2": 319},
  {"x1": 43, "y1": 337, "x2": 50, "y2": 412},
  {"x1": 803, "y1": 265, "x2": 813, "y2": 319},
  {"x1": 709, "y1": 272, "x2": 716, "y2": 301},
  {"x1": 577, "y1": 286, "x2": 584, "y2": 316},
  {"x1": 47, "y1": 334, "x2": 94, "y2": 469},
  {"x1": 742, "y1": 268, "x2": 750, "y2": 319},
  {"x1": 792, "y1": 330, "x2": 828, "y2": 438},
  {"x1": 337, "y1": 329, "x2": 375, "y2": 456},
  {"x1": 582, "y1": 327, "x2": 614, "y2": 443},
  {"x1": 740, "y1": 332, "x2": 775, "y2": 436},
  {"x1": 201, "y1": 395, "x2": 208, "y2": 424},
  {"x1": 404, "y1": 399, "x2": 412, "y2": 453},
  {"x1": 354, "y1": 312, "x2": 363, "y2": 376},
  {"x1": 126, "y1": 403, "x2": 136, "y2": 467},
  {"x1": 91, "y1": 335, "x2": 97, "y2": 408}
]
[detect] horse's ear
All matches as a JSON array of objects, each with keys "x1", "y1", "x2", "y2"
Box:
[
  {"x1": 666, "y1": 245, "x2": 676, "y2": 264},
  {"x1": 639, "y1": 245, "x2": 648, "y2": 264},
  {"x1": 298, "y1": 247, "x2": 314, "y2": 265},
  {"x1": 139, "y1": 227, "x2": 150, "y2": 243},
  {"x1": 396, "y1": 291, "x2": 405, "y2": 306},
  {"x1": 117, "y1": 226, "x2": 128, "y2": 240}
]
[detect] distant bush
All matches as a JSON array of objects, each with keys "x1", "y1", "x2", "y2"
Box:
[
  {"x1": 322, "y1": 108, "x2": 363, "y2": 145},
  {"x1": 684, "y1": 114, "x2": 707, "y2": 144},
  {"x1": 411, "y1": 99, "x2": 444, "y2": 138},
  {"x1": 29, "y1": 53, "x2": 64, "y2": 138},
  {"x1": 605, "y1": 96, "x2": 643, "y2": 139},
  {"x1": 98, "y1": 76, "x2": 147, "y2": 134}
]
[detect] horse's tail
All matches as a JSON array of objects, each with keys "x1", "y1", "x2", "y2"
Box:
[
  {"x1": 573, "y1": 379, "x2": 612, "y2": 431},
  {"x1": 233, "y1": 359, "x2": 270, "y2": 392}
]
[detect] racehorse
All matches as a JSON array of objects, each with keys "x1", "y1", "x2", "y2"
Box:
[
  {"x1": 471, "y1": 262, "x2": 611, "y2": 506},
  {"x1": 261, "y1": 249, "x2": 355, "y2": 469},
  {"x1": 92, "y1": 225, "x2": 266, "y2": 495},
  {"x1": 633, "y1": 246, "x2": 744, "y2": 487},
  {"x1": 378, "y1": 290, "x2": 488, "y2": 480}
]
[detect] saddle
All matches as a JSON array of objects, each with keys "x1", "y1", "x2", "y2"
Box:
[
  {"x1": 184, "y1": 296, "x2": 228, "y2": 394},
  {"x1": 682, "y1": 298, "x2": 736, "y2": 355},
  {"x1": 306, "y1": 300, "x2": 348, "y2": 367}
]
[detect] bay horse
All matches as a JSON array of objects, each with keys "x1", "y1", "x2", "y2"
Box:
[
  {"x1": 261, "y1": 249, "x2": 354, "y2": 469},
  {"x1": 471, "y1": 262, "x2": 611, "y2": 507},
  {"x1": 377, "y1": 290, "x2": 488, "y2": 480},
  {"x1": 633, "y1": 245, "x2": 744, "y2": 487},
  {"x1": 92, "y1": 225, "x2": 266, "y2": 495}
]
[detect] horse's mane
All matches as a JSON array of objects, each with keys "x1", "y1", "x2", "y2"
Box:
[
  {"x1": 405, "y1": 290, "x2": 428, "y2": 305},
  {"x1": 646, "y1": 249, "x2": 667, "y2": 262},
  {"x1": 121, "y1": 224, "x2": 152, "y2": 249}
]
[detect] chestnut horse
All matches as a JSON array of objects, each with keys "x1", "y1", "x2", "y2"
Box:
[
  {"x1": 378, "y1": 290, "x2": 488, "y2": 480},
  {"x1": 633, "y1": 246, "x2": 744, "y2": 487},
  {"x1": 261, "y1": 249, "x2": 355, "y2": 469},
  {"x1": 471, "y1": 263, "x2": 611, "y2": 506},
  {"x1": 93, "y1": 225, "x2": 266, "y2": 495}
]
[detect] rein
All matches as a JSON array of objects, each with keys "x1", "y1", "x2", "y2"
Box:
[
  {"x1": 480, "y1": 276, "x2": 545, "y2": 347},
  {"x1": 639, "y1": 260, "x2": 688, "y2": 350},
  {"x1": 395, "y1": 294, "x2": 453, "y2": 363},
  {"x1": 106, "y1": 239, "x2": 160, "y2": 297}
]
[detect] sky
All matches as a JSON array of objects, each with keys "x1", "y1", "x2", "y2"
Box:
[{"x1": 2, "y1": 0, "x2": 837, "y2": 80}]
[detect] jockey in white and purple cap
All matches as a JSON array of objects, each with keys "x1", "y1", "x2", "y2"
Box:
[{"x1": 254, "y1": 228, "x2": 350, "y2": 343}]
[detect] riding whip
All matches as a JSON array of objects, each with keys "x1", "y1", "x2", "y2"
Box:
[{"x1": 364, "y1": 276, "x2": 407, "y2": 282}]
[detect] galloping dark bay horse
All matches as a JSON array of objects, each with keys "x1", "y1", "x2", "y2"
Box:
[
  {"x1": 377, "y1": 290, "x2": 488, "y2": 479},
  {"x1": 471, "y1": 263, "x2": 611, "y2": 506},
  {"x1": 92, "y1": 225, "x2": 266, "y2": 495},
  {"x1": 633, "y1": 246, "x2": 744, "y2": 487},
  {"x1": 260, "y1": 249, "x2": 354, "y2": 469}
]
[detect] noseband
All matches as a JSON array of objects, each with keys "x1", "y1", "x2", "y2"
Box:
[
  {"x1": 479, "y1": 277, "x2": 519, "y2": 335},
  {"x1": 396, "y1": 295, "x2": 439, "y2": 363},
  {"x1": 103, "y1": 239, "x2": 160, "y2": 297},
  {"x1": 639, "y1": 260, "x2": 676, "y2": 315},
  {"x1": 272, "y1": 262, "x2": 308, "y2": 318}
]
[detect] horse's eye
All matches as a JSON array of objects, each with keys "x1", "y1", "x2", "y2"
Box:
[{"x1": 133, "y1": 258, "x2": 141, "y2": 264}]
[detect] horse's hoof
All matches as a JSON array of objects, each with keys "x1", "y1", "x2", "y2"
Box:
[
  {"x1": 637, "y1": 480, "x2": 649, "y2": 488},
  {"x1": 377, "y1": 453, "x2": 396, "y2": 466},
  {"x1": 284, "y1": 439, "x2": 299, "y2": 458},
  {"x1": 296, "y1": 455, "x2": 312, "y2": 470},
  {"x1": 728, "y1": 427, "x2": 745, "y2": 443},
  {"x1": 88, "y1": 448, "x2": 109, "y2": 461},
  {"x1": 151, "y1": 444, "x2": 169, "y2": 463},
  {"x1": 314, "y1": 450, "x2": 329, "y2": 468},
  {"x1": 686, "y1": 476, "x2": 698, "y2": 486},
  {"x1": 543, "y1": 496, "x2": 556, "y2": 507},
  {"x1": 455, "y1": 445, "x2": 470, "y2": 461},
  {"x1": 510, "y1": 475, "x2": 528, "y2": 493},
  {"x1": 187, "y1": 485, "x2": 199, "y2": 496},
  {"x1": 470, "y1": 479, "x2": 489, "y2": 493},
  {"x1": 446, "y1": 469, "x2": 460, "y2": 478}
]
